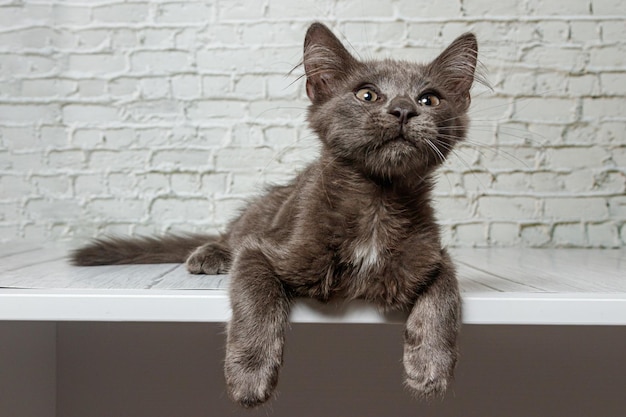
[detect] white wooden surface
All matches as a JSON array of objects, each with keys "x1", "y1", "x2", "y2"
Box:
[{"x1": 0, "y1": 243, "x2": 624, "y2": 325}]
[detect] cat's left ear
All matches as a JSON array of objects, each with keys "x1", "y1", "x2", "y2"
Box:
[
  {"x1": 428, "y1": 33, "x2": 478, "y2": 109},
  {"x1": 303, "y1": 23, "x2": 359, "y2": 104}
]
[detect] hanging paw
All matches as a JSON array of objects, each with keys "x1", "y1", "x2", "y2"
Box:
[
  {"x1": 403, "y1": 342, "x2": 456, "y2": 398},
  {"x1": 224, "y1": 352, "x2": 279, "y2": 408}
]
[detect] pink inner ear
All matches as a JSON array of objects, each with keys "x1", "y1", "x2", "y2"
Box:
[{"x1": 306, "y1": 79, "x2": 316, "y2": 102}]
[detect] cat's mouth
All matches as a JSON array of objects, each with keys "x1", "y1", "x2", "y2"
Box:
[{"x1": 385, "y1": 131, "x2": 418, "y2": 147}]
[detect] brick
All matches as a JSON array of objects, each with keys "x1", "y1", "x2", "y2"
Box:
[
  {"x1": 544, "y1": 197, "x2": 609, "y2": 220},
  {"x1": 139, "y1": 77, "x2": 171, "y2": 99},
  {"x1": 26, "y1": 198, "x2": 81, "y2": 220},
  {"x1": 74, "y1": 30, "x2": 110, "y2": 50},
  {"x1": 215, "y1": 147, "x2": 277, "y2": 172},
  {"x1": 1, "y1": 126, "x2": 38, "y2": 150},
  {"x1": 435, "y1": 197, "x2": 474, "y2": 220},
  {"x1": 124, "y1": 99, "x2": 184, "y2": 122},
  {"x1": 477, "y1": 196, "x2": 538, "y2": 219},
  {"x1": 218, "y1": 0, "x2": 266, "y2": 20},
  {"x1": 462, "y1": 0, "x2": 522, "y2": 15},
  {"x1": 0, "y1": 54, "x2": 57, "y2": 76},
  {"x1": 264, "y1": 126, "x2": 297, "y2": 148},
  {"x1": 186, "y1": 100, "x2": 246, "y2": 120},
  {"x1": 170, "y1": 173, "x2": 201, "y2": 194},
  {"x1": 108, "y1": 77, "x2": 140, "y2": 97},
  {"x1": 567, "y1": 74, "x2": 601, "y2": 96},
  {"x1": 552, "y1": 223, "x2": 586, "y2": 247},
  {"x1": 587, "y1": 222, "x2": 620, "y2": 247},
  {"x1": 569, "y1": 21, "x2": 601, "y2": 44},
  {"x1": 526, "y1": 0, "x2": 591, "y2": 14},
  {"x1": 32, "y1": 175, "x2": 70, "y2": 197},
  {"x1": 0, "y1": 175, "x2": 30, "y2": 198},
  {"x1": 395, "y1": 0, "x2": 455, "y2": 17},
  {"x1": 155, "y1": 2, "x2": 213, "y2": 23},
  {"x1": 47, "y1": 150, "x2": 85, "y2": 170},
  {"x1": 201, "y1": 172, "x2": 229, "y2": 195},
  {"x1": 589, "y1": 45, "x2": 626, "y2": 69},
  {"x1": 130, "y1": 51, "x2": 192, "y2": 73},
  {"x1": 609, "y1": 196, "x2": 626, "y2": 218},
  {"x1": 600, "y1": 73, "x2": 626, "y2": 96},
  {"x1": 233, "y1": 75, "x2": 265, "y2": 98},
  {"x1": 520, "y1": 223, "x2": 552, "y2": 247},
  {"x1": 231, "y1": 125, "x2": 264, "y2": 147},
  {"x1": 240, "y1": 23, "x2": 305, "y2": 45},
  {"x1": 21, "y1": 79, "x2": 76, "y2": 97},
  {"x1": 267, "y1": 0, "x2": 333, "y2": 18},
  {"x1": 51, "y1": 4, "x2": 92, "y2": 26},
  {"x1": 0, "y1": 104, "x2": 60, "y2": 123},
  {"x1": 68, "y1": 54, "x2": 127, "y2": 75},
  {"x1": 140, "y1": 29, "x2": 177, "y2": 49},
  {"x1": 89, "y1": 150, "x2": 147, "y2": 171},
  {"x1": 77, "y1": 80, "x2": 107, "y2": 97},
  {"x1": 546, "y1": 147, "x2": 609, "y2": 169},
  {"x1": 491, "y1": 172, "x2": 529, "y2": 191},
  {"x1": 150, "y1": 197, "x2": 211, "y2": 220},
  {"x1": 74, "y1": 174, "x2": 106, "y2": 195},
  {"x1": 490, "y1": 223, "x2": 521, "y2": 245},
  {"x1": 591, "y1": 0, "x2": 625, "y2": 14},
  {"x1": 454, "y1": 223, "x2": 488, "y2": 247},
  {"x1": 597, "y1": 122, "x2": 626, "y2": 145},
  {"x1": 601, "y1": 20, "x2": 626, "y2": 42},
  {"x1": 86, "y1": 198, "x2": 145, "y2": 220},
  {"x1": 513, "y1": 98, "x2": 577, "y2": 123},
  {"x1": 63, "y1": 104, "x2": 120, "y2": 123},
  {"x1": 197, "y1": 47, "x2": 300, "y2": 73},
  {"x1": 583, "y1": 97, "x2": 626, "y2": 119},
  {"x1": 150, "y1": 149, "x2": 212, "y2": 170},
  {"x1": 462, "y1": 172, "x2": 494, "y2": 193},
  {"x1": 525, "y1": 46, "x2": 588, "y2": 73},
  {"x1": 93, "y1": 3, "x2": 150, "y2": 23},
  {"x1": 201, "y1": 75, "x2": 232, "y2": 97},
  {"x1": 136, "y1": 172, "x2": 169, "y2": 194},
  {"x1": 529, "y1": 171, "x2": 565, "y2": 192},
  {"x1": 0, "y1": 5, "x2": 51, "y2": 29},
  {"x1": 561, "y1": 170, "x2": 595, "y2": 193},
  {"x1": 172, "y1": 75, "x2": 201, "y2": 99}
]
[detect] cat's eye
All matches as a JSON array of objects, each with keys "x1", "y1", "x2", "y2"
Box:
[
  {"x1": 355, "y1": 88, "x2": 379, "y2": 103},
  {"x1": 418, "y1": 93, "x2": 441, "y2": 107}
]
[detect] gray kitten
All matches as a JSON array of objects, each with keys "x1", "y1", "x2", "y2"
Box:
[{"x1": 72, "y1": 22, "x2": 480, "y2": 407}]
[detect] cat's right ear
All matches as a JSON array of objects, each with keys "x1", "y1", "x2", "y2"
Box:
[{"x1": 303, "y1": 23, "x2": 358, "y2": 104}]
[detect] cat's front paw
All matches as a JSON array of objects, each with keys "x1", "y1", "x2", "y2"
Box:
[
  {"x1": 185, "y1": 244, "x2": 230, "y2": 274},
  {"x1": 403, "y1": 343, "x2": 456, "y2": 398},
  {"x1": 224, "y1": 356, "x2": 279, "y2": 408}
]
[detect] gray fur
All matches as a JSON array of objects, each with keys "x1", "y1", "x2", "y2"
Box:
[{"x1": 71, "y1": 22, "x2": 479, "y2": 408}]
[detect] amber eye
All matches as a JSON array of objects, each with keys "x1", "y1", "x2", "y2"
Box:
[
  {"x1": 356, "y1": 88, "x2": 379, "y2": 102},
  {"x1": 418, "y1": 93, "x2": 441, "y2": 107}
]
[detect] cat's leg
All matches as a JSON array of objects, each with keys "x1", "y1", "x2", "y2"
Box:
[
  {"x1": 403, "y1": 248, "x2": 461, "y2": 398},
  {"x1": 224, "y1": 246, "x2": 291, "y2": 408},
  {"x1": 185, "y1": 241, "x2": 231, "y2": 274}
]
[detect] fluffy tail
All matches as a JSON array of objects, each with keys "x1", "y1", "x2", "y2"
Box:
[{"x1": 70, "y1": 234, "x2": 218, "y2": 266}]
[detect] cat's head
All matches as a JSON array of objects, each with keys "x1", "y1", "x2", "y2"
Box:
[{"x1": 303, "y1": 23, "x2": 480, "y2": 182}]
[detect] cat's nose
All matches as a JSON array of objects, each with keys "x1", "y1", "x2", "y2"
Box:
[{"x1": 387, "y1": 97, "x2": 418, "y2": 124}]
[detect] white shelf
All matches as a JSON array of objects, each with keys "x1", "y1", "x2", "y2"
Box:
[{"x1": 1, "y1": 243, "x2": 625, "y2": 325}]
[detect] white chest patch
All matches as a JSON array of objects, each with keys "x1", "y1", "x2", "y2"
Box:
[
  {"x1": 351, "y1": 212, "x2": 384, "y2": 272},
  {"x1": 353, "y1": 238, "x2": 381, "y2": 271}
]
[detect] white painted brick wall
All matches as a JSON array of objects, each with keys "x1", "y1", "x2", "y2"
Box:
[{"x1": 0, "y1": 0, "x2": 624, "y2": 247}]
